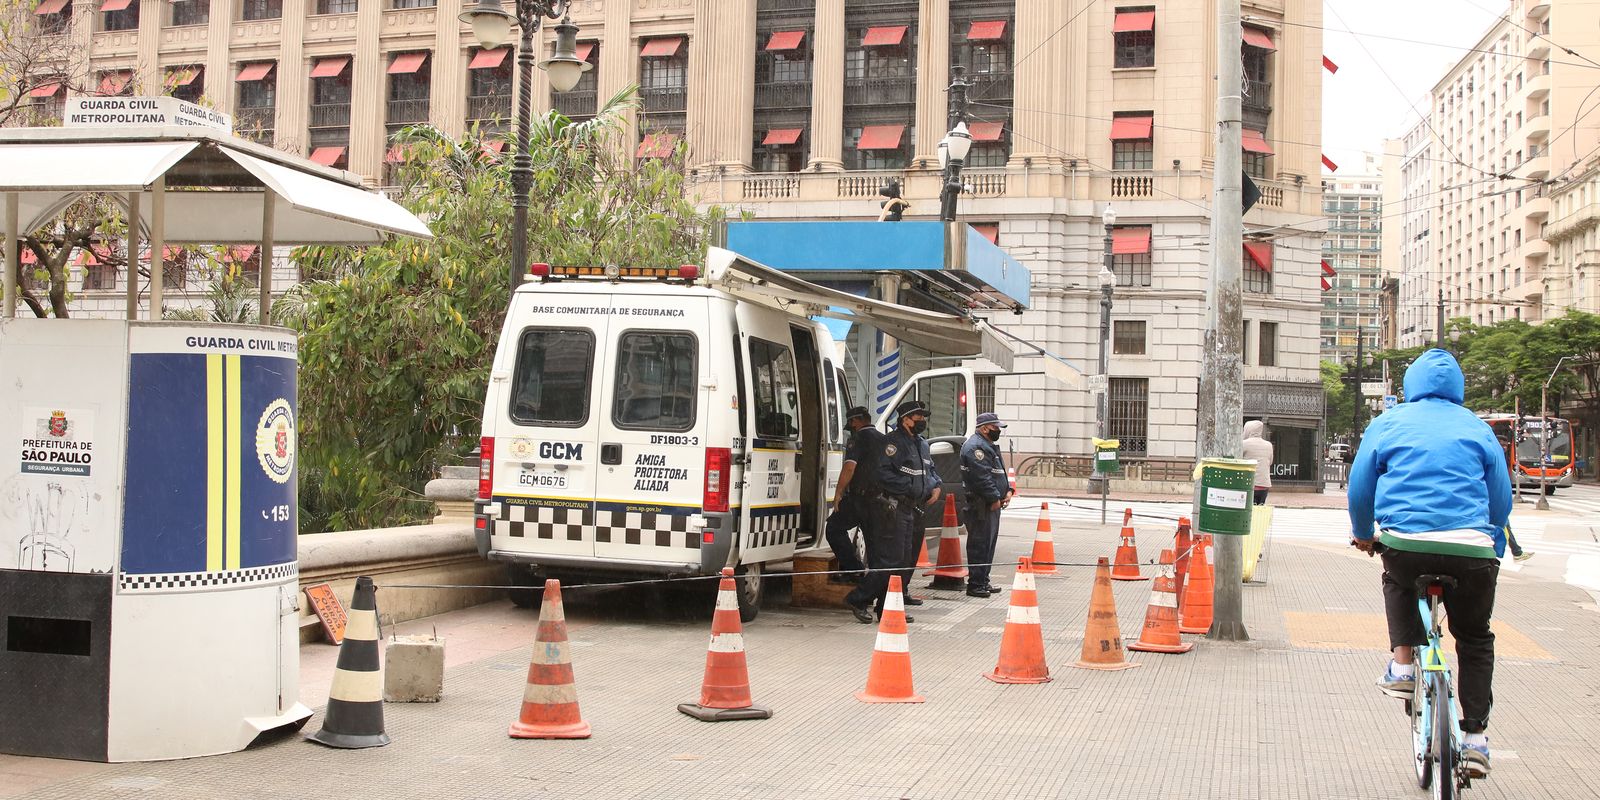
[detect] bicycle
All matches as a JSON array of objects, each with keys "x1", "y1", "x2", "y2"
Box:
[{"x1": 1404, "y1": 574, "x2": 1474, "y2": 799}]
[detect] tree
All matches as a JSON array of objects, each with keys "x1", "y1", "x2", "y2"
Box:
[
  {"x1": 291, "y1": 90, "x2": 732, "y2": 532},
  {"x1": 0, "y1": 0, "x2": 91, "y2": 128},
  {"x1": 1321, "y1": 360, "x2": 1356, "y2": 441}
]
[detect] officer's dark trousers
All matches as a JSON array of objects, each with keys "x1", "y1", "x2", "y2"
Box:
[
  {"x1": 851, "y1": 500, "x2": 916, "y2": 613},
  {"x1": 1381, "y1": 549, "x2": 1499, "y2": 733},
  {"x1": 824, "y1": 497, "x2": 867, "y2": 574},
  {"x1": 964, "y1": 498, "x2": 1001, "y2": 588}
]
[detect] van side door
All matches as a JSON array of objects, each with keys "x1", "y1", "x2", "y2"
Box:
[{"x1": 734, "y1": 305, "x2": 804, "y2": 565}]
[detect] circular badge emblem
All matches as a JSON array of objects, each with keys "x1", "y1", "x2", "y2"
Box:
[
  {"x1": 885, "y1": 444, "x2": 898, "y2": 457},
  {"x1": 508, "y1": 438, "x2": 535, "y2": 459},
  {"x1": 975, "y1": 449, "x2": 986, "y2": 461},
  {"x1": 255, "y1": 399, "x2": 297, "y2": 484}
]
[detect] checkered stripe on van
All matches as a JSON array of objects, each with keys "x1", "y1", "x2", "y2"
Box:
[
  {"x1": 593, "y1": 511, "x2": 700, "y2": 549},
  {"x1": 119, "y1": 562, "x2": 298, "y2": 593},
  {"x1": 746, "y1": 510, "x2": 800, "y2": 550},
  {"x1": 499, "y1": 503, "x2": 590, "y2": 542}
]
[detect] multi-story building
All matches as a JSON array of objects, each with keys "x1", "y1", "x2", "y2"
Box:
[
  {"x1": 21, "y1": 0, "x2": 1332, "y2": 485},
  {"x1": 1385, "y1": 124, "x2": 1437, "y2": 349},
  {"x1": 1320, "y1": 156, "x2": 1383, "y2": 363}
]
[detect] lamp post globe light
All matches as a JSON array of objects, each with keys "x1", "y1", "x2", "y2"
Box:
[
  {"x1": 937, "y1": 121, "x2": 973, "y2": 222},
  {"x1": 1096, "y1": 204, "x2": 1116, "y2": 523},
  {"x1": 459, "y1": 0, "x2": 591, "y2": 294}
]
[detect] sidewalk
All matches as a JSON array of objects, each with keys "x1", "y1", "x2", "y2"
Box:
[{"x1": 6, "y1": 515, "x2": 1598, "y2": 799}]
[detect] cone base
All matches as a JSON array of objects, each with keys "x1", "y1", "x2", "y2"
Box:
[
  {"x1": 508, "y1": 719, "x2": 592, "y2": 739},
  {"x1": 928, "y1": 575, "x2": 966, "y2": 589},
  {"x1": 1110, "y1": 574, "x2": 1150, "y2": 582},
  {"x1": 1178, "y1": 623, "x2": 1210, "y2": 634},
  {"x1": 305, "y1": 729, "x2": 391, "y2": 749},
  {"x1": 984, "y1": 670, "x2": 1052, "y2": 684},
  {"x1": 1070, "y1": 659, "x2": 1143, "y2": 671},
  {"x1": 1029, "y1": 565, "x2": 1059, "y2": 576},
  {"x1": 854, "y1": 690, "x2": 925, "y2": 704},
  {"x1": 677, "y1": 703, "x2": 773, "y2": 721},
  {"x1": 1127, "y1": 641, "x2": 1194, "y2": 654}
]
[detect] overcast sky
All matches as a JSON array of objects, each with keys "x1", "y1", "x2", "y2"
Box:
[{"x1": 1320, "y1": 0, "x2": 1509, "y2": 174}]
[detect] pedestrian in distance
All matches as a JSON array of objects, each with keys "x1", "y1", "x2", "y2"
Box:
[
  {"x1": 961, "y1": 411, "x2": 1014, "y2": 597},
  {"x1": 851, "y1": 399, "x2": 943, "y2": 624},
  {"x1": 1242, "y1": 419, "x2": 1274, "y2": 505},
  {"x1": 828, "y1": 406, "x2": 882, "y2": 592}
]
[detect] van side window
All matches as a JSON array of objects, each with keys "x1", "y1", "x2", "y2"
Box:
[
  {"x1": 612, "y1": 330, "x2": 697, "y2": 431},
  {"x1": 749, "y1": 337, "x2": 799, "y2": 439},
  {"x1": 510, "y1": 328, "x2": 595, "y2": 426},
  {"x1": 822, "y1": 358, "x2": 841, "y2": 445}
]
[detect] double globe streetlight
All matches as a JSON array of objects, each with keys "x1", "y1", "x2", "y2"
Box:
[{"x1": 458, "y1": 0, "x2": 592, "y2": 294}]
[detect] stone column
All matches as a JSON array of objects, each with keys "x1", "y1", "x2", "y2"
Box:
[
  {"x1": 135, "y1": 0, "x2": 161, "y2": 94},
  {"x1": 276, "y1": 9, "x2": 308, "y2": 152},
  {"x1": 912, "y1": 0, "x2": 949, "y2": 166},
  {"x1": 350, "y1": 1, "x2": 386, "y2": 182},
  {"x1": 433, "y1": 2, "x2": 467, "y2": 138},
  {"x1": 1009, "y1": 0, "x2": 1055, "y2": 164},
  {"x1": 601, "y1": 0, "x2": 636, "y2": 146},
  {"x1": 205, "y1": 7, "x2": 231, "y2": 112},
  {"x1": 808, "y1": 0, "x2": 845, "y2": 171},
  {"x1": 690, "y1": 0, "x2": 756, "y2": 171}
]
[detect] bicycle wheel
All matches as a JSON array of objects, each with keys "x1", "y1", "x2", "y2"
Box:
[
  {"x1": 1411, "y1": 680, "x2": 1432, "y2": 789},
  {"x1": 1430, "y1": 673, "x2": 1456, "y2": 800}
]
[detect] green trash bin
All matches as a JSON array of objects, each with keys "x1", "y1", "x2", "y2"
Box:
[
  {"x1": 1194, "y1": 457, "x2": 1256, "y2": 537},
  {"x1": 1092, "y1": 437, "x2": 1120, "y2": 475}
]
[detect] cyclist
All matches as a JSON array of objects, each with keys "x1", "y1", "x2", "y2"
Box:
[{"x1": 1347, "y1": 348, "x2": 1511, "y2": 779}]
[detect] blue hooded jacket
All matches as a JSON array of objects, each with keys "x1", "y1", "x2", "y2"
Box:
[{"x1": 1347, "y1": 349, "x2": 1511, "y2": 559}]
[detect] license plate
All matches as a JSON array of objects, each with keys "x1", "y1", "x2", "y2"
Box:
[{"x1": 516, "y1": 470, "x2": 568, "y2": 489}]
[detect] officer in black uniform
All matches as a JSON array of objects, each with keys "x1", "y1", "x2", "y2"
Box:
[
  {"x1": 961, "y1": 411, "x2": 1014, "y2": 597},
  {"x1": 828, "y1": 406, "x2": 882, "y2": 589},
  {"x1": 858, "y1": 399, "x2": 942, "y2": 622}
]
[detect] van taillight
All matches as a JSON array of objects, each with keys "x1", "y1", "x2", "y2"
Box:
[
  {"x1": 479, "y1": 437, "x2": 495, "y2": 500},
  {"x1": 704, "y1": 447, "x2": 731, "y2": 513}
]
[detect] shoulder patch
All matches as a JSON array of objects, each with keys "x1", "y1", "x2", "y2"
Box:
[
  {"x1": 975, "y1": 449, "x2": 986, "y2": 461},
  {"x1": 885, "y1": 443, "x2": 898, "y2": 457}
]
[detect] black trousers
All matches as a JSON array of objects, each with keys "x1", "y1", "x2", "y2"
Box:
[
  {"x1": 1381, "y1": 548, "x2": 1499, "y2": 733},
  {"x1": 848, "y1": 498, "x2": 917, "y2": 613},
  {"x1": 963, "y1": 497, "x2": 1000, "y2": 588},
  {"x1": 824, "y1": 497, "x2": 868, "y2": 574},
  {"x1": 1253, "y1": 488, "x2": 1270, "y2": 505}
]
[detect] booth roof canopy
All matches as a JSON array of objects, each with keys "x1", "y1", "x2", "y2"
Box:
[{"x1": 0, "y1": 127, "x2": 431, "y2": 244}]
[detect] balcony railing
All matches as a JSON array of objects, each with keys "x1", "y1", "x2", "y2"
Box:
[
  {"x1": 838, "y1": 170, "x2": 906, "y2": 198},
  {"x1": 965, "y1": 169, "x2": 1006, "y2": 197},
  {"x1": 467, "y1": 93, "x2": 510, "y2": 121},
  {"x1": 387, "y1": 97, "x2": 430, "y2": 125},
  {"x1": 1242, "y1": 78, "x2": 1272, "y2": 111},
  {"x1": 742, "y1": 174, "x2": 802, "y2": 199},
  {"x1": 640, "y1": 86, "x2": 687, "y2": 113},
  {"x1": 755, "y1": 80, "x2": 812, "y2": 110},
  {"x1": 844, "y1": 77, "x2": 913, "y2": 106},
  {"x1": 552, "y1": 89, "x2": 597, "y2": 118},
  {"x1": 1110, "y1": 173, "x2": 1154, "y2": 199},
  {"x1": 308, "y1": 102, "x2": 351, "y2": 128},
  {"x1": 967, "y1": 71, "x2": 1013, "y2": 101}
]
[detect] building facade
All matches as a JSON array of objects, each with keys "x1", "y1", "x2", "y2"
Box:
[
  {"x1": 1385, "y1": 123, "x2": 1438, "y2": 350},
  {"x1": 22, "y1": 0, "x2": 1331, "y2": 485},
  {"x1": 1319, "y1": 158, "x2": 1383, "y2": 364}
]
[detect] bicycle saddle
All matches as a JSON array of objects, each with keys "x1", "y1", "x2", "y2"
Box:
[{"x1": 1414, "y1": 574, "x2": 1459, "y2": 593}]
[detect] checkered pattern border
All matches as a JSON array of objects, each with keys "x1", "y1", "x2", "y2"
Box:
[
  {"x1": 593, "y1": 510, "x2": 699, "y2": 549},
  {"x1": 494, "y1": 503, "x2": 700, "y2": 549},
  {"x1": 499, "y1": 503, "x2": 591, "y2": 541},
  {"x1": 746, "y1": 510, "x2": 800, "y2": 550},
  {"x1": 118, "y1": 562, "x2": 298, "y2": 593}
]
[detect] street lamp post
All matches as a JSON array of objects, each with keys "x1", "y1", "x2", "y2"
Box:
[
  {"x1": 1536, "y1": 354, "x2": 1577, "y2": 510},
  {"x1": 459, "y1": 0, "x2": 590, "y2": 296},
  {"x1": 1097, "y1": 204, "x2": 1116, "y2": 524},
  {"x1": 938, "y1": 66, "x2": 973, "y2": 223}
]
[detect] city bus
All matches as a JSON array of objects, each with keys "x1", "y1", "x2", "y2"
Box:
[{"x1": 1479, "y1": 414, "x2": 1576, "y2": 494}]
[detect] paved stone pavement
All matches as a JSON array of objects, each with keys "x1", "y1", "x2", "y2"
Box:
[{"x1": 7, "y1": 509, "x2": 1600, "y2": 800}]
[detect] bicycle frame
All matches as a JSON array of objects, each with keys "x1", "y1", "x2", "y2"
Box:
[{"x1": 1410, "y1": 584, "x2": 1470, "y2": 797}]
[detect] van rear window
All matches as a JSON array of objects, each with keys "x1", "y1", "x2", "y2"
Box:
[
  {"x1": 612, "y1": 331, "x2": 697, "y2": 431},
  {"x1": 510, "y1": 328, "x2": 595, "y2": 426}
]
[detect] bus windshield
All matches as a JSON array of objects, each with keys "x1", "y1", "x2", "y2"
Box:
[{"x1": 1515, "y1": 419, "x2": 1572, "y2": 466}]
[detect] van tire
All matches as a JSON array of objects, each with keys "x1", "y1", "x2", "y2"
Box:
[
  {"x1": 506, "y1": 564, "x2": 540, "y2": 609},
  {"x1": 735, "y1": 563, "x2": 762, "y2": 623}
]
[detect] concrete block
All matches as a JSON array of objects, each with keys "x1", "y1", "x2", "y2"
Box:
[
  {"x1": 384, "y1": 635, "x2": 445, "y2": 703},
  {"x1": 790, "y1": 555, "x2": 854, "y2": 609}
]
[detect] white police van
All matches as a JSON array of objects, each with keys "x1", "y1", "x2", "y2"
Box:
[{"x1": 474, "y1": 248, "x2": 982, "y2": 620}]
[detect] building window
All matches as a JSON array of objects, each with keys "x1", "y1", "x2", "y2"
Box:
[
  {"x1": 316, "y1": 0, "x2": 358, "y2": 14},
  {"x1": 754, "y1": 127, "x2": 807, "y2": 172},
  {"x1": 954, "y1": 18, "x2": 1012, "y2": 100},
  {"x1": 549, "y1": 42, "x2": 598, "y2": 120},
  {"x1": 386, "y1": 51, "x2": 431, "y2": 132},
  {"x1": 845, "y1": 25, "x2": 914, "y2": 105},
  {"x1": 170, "y1": 0, "x2": 208, "y2": 26},
  {"x1": 468, "y1": 47, "x2": 513, "y2": 127},
  {"x1": 35, "y1": 0, "x2": 73, "y2": 35},
  {"x1": 1244, "y1": 242, "x2": 1273, "y2": 294},
  {"x1": 102, "y1": 0, "x2": 138, "y2": 31},
  {"x1": 1108, "y1": 378, "x2": 1149, "y2": 456},
  {"x1": 1111, "y1": 226, "x2": 1153, "y2": 287},
  {"x1": 640, "y1": 37, "x2": 688, "y2": 116},
  {"x1": 391, "y1": 0, "x2": 434, "y2": 7},
  {"x1": 1112, "y1": 320, "x2": 1146, "y2": 355},
  {"x1": 755, "y1": 30, "x2": 812, "y2": 113},
  {"x1": 1258, "y1": 321, "x2": 1277, "y2": 366},
  {"x1": 96, "y1": 70, "x2": 133, "y2": 97},
  {"x1": 240, "y1": 0, "x2": 281, "y2": 20},
  {"x1": 848, "y1": 124, "x2": 910, "y2": 170},
  {"x1": 1110, "y1": 112, "x2": 1153, "y2": 170},
  {"x1": 1113, "y1": 8, "x2": 1155, "y2": 68},
  {"x1": 236, "y1": 63, "x2": 276, "y2": 143},
  {"x1": 166, "y1": 66, "x2": 204, "y2": 103}
]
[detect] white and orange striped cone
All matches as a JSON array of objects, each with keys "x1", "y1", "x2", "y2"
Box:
[
  {"x1": 1071, "y1": 557, "x2": 1141, "y2": 671},
  {"x1": 985, "y1": 558, "x2": 1051, "y2": 684},
  {"x1": 1179, "y1": 535, "x2": 1216, "y2": 634},
  {"x1": 306, "y1": 576, "x2": 390, "y2": 748},
  {"x1": 1110, "y1": 508, "x2": 1148, "y2": 582},
  {"x1": 855, "y1": 576, "x2": 924, "y2": 703},
  {"x1": 1029, "y1": 502, "x2": 1059, "y2": 576},
  {"x1": 1007, "y1": 467, "x2": 1020, "y2": 496},
  {"x1": 679, "y1": 568, "x2": 772, "y2": 721},
  {"x1": 1127, "y1": 549, "x2": 1194, "y2": 654},
  {"x1": 927, "y1": 494, "x2": 969, "y2": 589},
  {"x1": 509, "y1": 580, "x2": 591, "y2": 738}
]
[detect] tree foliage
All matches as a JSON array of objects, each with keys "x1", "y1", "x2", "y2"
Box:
[{"x1": 291, "y1": 91, "x2": 731, "y2": 532}]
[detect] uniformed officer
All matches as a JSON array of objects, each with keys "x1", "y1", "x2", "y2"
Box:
[
  {"x1": 961, "y1": 411, "x2": 1014, "y2": 597},
  {"x1": 828, "y1": 406, "x2": 881, "y2": 591},
  {"x1": 859, "y1": 399, "x2": 943, "y2": 622}
]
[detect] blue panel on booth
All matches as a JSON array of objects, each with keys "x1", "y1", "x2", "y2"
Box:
[{"x1": 122, "y1": 354, "x2": 209, "y2": 574}]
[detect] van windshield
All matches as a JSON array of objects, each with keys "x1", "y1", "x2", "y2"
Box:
[
  {"x1": 612, "y1": 331, "x2": 697, "y2": 431},
  {"x1": 510, "y1": 328, "x2": 595, "y2": 426}
]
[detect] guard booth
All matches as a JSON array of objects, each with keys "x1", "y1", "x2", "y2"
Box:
[{"x1": 0, "y1": 114, "x2": 430, "y2": 761}]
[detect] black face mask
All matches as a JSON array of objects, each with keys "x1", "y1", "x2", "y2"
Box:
[
  {"x1": 911, "y1": 419, "x2": 928, "y2": 435},
  {"x1": 984, "y1": 428, "x2": 1002, "y2": 442}
]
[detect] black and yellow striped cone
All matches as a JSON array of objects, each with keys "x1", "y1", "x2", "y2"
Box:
[{"x1": 307, "y1": 576, "x2": 390, "y2": 748}]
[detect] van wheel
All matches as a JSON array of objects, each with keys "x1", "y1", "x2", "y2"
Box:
[
  {"x1": 735, "y1": 563, "x2": 762, "y2": 623},
  {"x1": 506, "y1": 565, "x2": 539, "y2": 609}
]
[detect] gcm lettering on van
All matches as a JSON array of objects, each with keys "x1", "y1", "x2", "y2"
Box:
[{"x1": 538, "y1": 442, "x2": 583, "y2": 460}]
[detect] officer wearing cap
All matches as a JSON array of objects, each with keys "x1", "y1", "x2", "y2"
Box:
[
  {"x1": 961, "y1": 411, "x2": 1014, "y2": 597},
  {"x1": 859, "y1": 399, "x2": 943, "y2": 622},
  {"x1": 827, "y1": 406, "x2": 881, "y2": 592}
]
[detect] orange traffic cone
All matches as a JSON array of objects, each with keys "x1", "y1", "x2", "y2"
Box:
[
  {"x1": 1110, "y1": 510, "x2": 1148, "y2": 582},
  {"x1": 509, "y1": 580, "x2": 591, "y2": 738},
  {"x1": 1127, "y1": 549, "x2": 1194, "y2": 654},
  {"x1": 1173, "y1": 517, "x2": 1193, "y2": 611},
  {"x1": 1072, "y1": 557, "x2": 1141, "y2": 671},
  {"x1": 985, "y1": 558, "x2": 1051, "y2": 684},
  {"x1": 1029, "y1": 502, "x2": 1059, "y2": 576},
  {"x1": 928, "y1": 494, "x2": 968, "y2": 589},
  {"x1": 1007, "y1": 467, "x2": 1020, "y2": 496},
  {"x1": 679, "y1": 568, "x2": 772, "y2": 721},
  {"x1": 856, "y1": 576, "x2": 924, "y2": 703},
  {"x1": 1179, "y1": 534, "x2": 1215, "y2": 634},
  {"x1": 915, "y1": 536, "x2": 933, "y2": 569}
]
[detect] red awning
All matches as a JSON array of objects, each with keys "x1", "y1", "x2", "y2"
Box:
[
  {"x1": 225, "y1": 246, "x2": 258, "y2": 264},
  {"x1": 165, "y1": 67, "x2": 201, "y2": 88},
  {"x1": 236, "y1": 62, "x2": 275, "y2": 82},
  {"x1": 636, "y1": 132, "x2": 680, "y2": 159},
  {"x1": 762, "y1": 128, "x2": 803, "y2": 146},
  {"x1": 1241, "y1": 127, "x2": 1274, "y2": 154},
  {"x1": 1322, "y1": 154, "x2": 1339, "y2": 171},
  {"x1": 1243, "y1": 241, "x2": 1273, "y2": 272},
  {"x1": 385, "y1": 145, "x2": 407, "y2": 164},
  {"x1": 484, "y1": 140, "x2": 507, "y2": 153},
  {"x1": 641, "y1": 37, "x2": 684, "y2": 58},
  {"x1": 468, "y1": 48, "x2": 509, "y2": 69},
  {"x1": 388, "y1": 52, "x2": 428, "y2": 75},
  {"x1": 101, "y1": 0, "x2": 133, "y2": 11},
  {"x1": 19, "y1": 248, "x2": 36, "y2": 264},
  {"x1": 576, "y1": 42, "x2": 595, "y2": 62},
  {"x1": 1109, "y1": 114, "x2": 1153, "y2": 140},
  {"x1": 309, "y1": 56, "x2": 350, "y2": 79},
  {"x1": 161, "y1": 245, "x2": 186, "y2": 261},
  {"x1": 969, "y1": 121, "x2": 1005, "y2": 141},
  {"x1": 972, "y1": 222, "x2": 999, "y2": 244},
  {"x1": 856, "y1": 124, "x2": 905, "y2": 150},
  {"x1": 862, "y1": 26, "x2": 908, "y2": 47},
  {"x1": 29, "y1": 82, "x2": 63, "y2": 97},
  {"x1": 34, "y1": 0, "x2": 69, "y2": 14},
  {"x1": 309, "y1": 146, "x2": 345, "y2": 166},
  {"x1": 98, "y1": 71, "x2": 131, "y2": 95},
  {"x1": 1112, "y1": 227, "x2": 1152, "y2": 255},
  {"x1": 766, "y1": 30, "x2": 805, "y2": 51},
  {"x1": 1323, "y1": 55, "x2": 1339, "y2": 74},
  {"x1": 1242, "y1": 26, "x2": 1276, "y2": 51},
  {"x1": 1321, "y1": 260, "x2": 1337, "y2": 276},
  {"x1": 1113, "y1": 11, "x2": 1156, "y2": 33},
  {"x1": 967, "y1": 20, "x2": 1007, "y2": 41}
]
